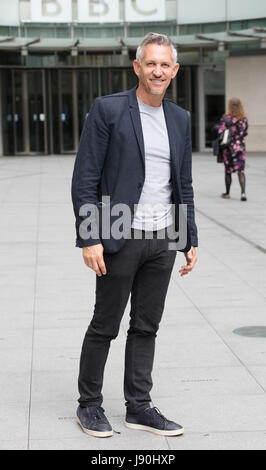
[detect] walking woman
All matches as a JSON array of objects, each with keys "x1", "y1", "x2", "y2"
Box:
[{"x1": 218, "y1": 98, "x2": 248, "y2": 201}]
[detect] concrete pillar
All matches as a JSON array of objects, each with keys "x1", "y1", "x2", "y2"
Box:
[
  {"x1": 197, "y1": 66, "x2": 205, "y2": 152},
  {"x1": 226, "y1": 55, "x2": 266, "y2": 152}
]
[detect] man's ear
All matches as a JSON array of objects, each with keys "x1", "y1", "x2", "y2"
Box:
[
  {"x1": 133, "y1": 59, "x2": 141, "y2": 77},
  {"x1": 172, "y1": 63, "x2": 180, "y2": 79}
]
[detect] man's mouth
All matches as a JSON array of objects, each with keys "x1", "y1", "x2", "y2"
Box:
[{"x1": 150, "y1": 79, "x2": 165, "y2": 84}]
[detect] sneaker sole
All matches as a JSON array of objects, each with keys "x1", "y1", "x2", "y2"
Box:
[
  {"x1": 76, "y1": 417, "x2": 113, "y2": 438},
  {"x1": 125, "y1": 421, "x2": 184, "y2": 436}
]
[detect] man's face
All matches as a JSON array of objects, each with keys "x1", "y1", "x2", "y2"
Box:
[{"x1": 133, "y1": 43, "x2": 179, "y2": 96}]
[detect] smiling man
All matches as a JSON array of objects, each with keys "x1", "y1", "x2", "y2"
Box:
[{"x1": 72, "y1": 33, "x2": 198, "y2": 438}]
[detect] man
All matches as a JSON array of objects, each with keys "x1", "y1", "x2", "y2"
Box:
[{"x1": 71, "y1": 32, "x2": 198, "y2": 438}]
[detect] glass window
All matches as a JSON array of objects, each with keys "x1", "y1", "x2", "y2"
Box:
[
  {"x1": 1, "y1": 70, "x2": 14, "y2": 155},
  {"x1": 229, "y1": 20, "x2": 249, "y2": 31},
  {"x1": 204, "y1": 67, "x2": 225, "y2": 148},
  {"x1": 0, "y1": 26, "x2": 9, "y2": 35},
  {"x1": 110, "y1": 70, "x2": 122, "y2": 94},
  {"x1": 247, "y1": 18, "x2": 266, "y2": 28},
  {"x1": 228, "y1": 44, "x2": 246, "y2": 51},
  {"x1": 13, "y1": 71, "x2": 24, "y2": 153},
  {"x1": 101, "y1": 69, "x2": 109, "y2": 96},
  {"x1": 74, "y1": 27, "x2": 84, "y2": 38},
  {"x1": 85, "y1": 27, "x2": 101, "y2": 38},
  {"x1": 179, "y1": 24, "x2": 201, "y2": 35},
  {"x1": 100, "y1": 27, "x2": 116, "y2": 38},
  {"x1": 127, "y1": 69, "x2": 138, "y2": 89},
  {"x1": 50, "y1": 70, "x2": 59, "y2": 154},
  {"x1": 202, "y1": 22, "x2": 227, "y2": 33},
  {"x1": 27, "y1": 71, "x2": 45, "y2": 153},
  {"x1": 114, "y1": 27, "x2": 124, "y2": 36},
  {"x1": 144, "y1": 25, "x2": 171, "y2": 35},
  {"x1": 27, "y1": 27, "x2": 55, "y2": 38},
  {"x1": 92, "y1": 69, "x2": 99, "y2": 100},
  {"x1": 247, "y1": 43, "x2": 260, "y2": 49},
  {"x1": 27, "y1": 53, "x2": 57, "y2": 68},
  {"x1": 60, "y1": 71, "x2": 74, "y2": 152},
  {"x1": 10, "y1": 27, "x2": 19, "y2": 36},
  {"x1": 128, "y1": 26, "x2": 144, "y2": 37},
  {"x1": 77, "y1": 71, "x2": 91, "y2": 136},
  {"x1": 0, "y1": 51, "x2": 21, "y2": 66},
  {"x1": 56, "y1": 28, "x2": 70, "y2": 38}
]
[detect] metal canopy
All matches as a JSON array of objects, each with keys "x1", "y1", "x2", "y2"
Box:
[
  {"x1": 0, "y1": 35, "x2": 121, "y2": 52},
  {"x1": 0, "y1": 28, "x2": 265, "y2": 53},
  {"x1": 124, "y1": 35, "x2": 217, "y2": 49},
  {"x1": 78, "y1": 38, "x2": 121, "y2": 51},
  {"x1": 195, "y1": 29, "x2": 263, "y2": 44}
]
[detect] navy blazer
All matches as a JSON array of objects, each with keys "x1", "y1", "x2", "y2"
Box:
[{"x1": 71, "y1": 86, "x2": 198, "y2": 253}]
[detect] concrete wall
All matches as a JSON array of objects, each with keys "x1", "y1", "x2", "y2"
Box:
[{"x1": 225, "y1": 55, "x2": 266, "y2": 152}]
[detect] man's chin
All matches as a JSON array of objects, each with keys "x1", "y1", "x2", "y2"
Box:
[{"x1": 149, "y1": 88, "x2": 165, "y2": 96}]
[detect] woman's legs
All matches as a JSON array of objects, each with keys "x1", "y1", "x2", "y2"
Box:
[
  {"x1": 225, "y1": 171, "x2": 232, "y2": 195},
  {"x1": 238, "y1": 171, "x2": 246, "y2": 195}
]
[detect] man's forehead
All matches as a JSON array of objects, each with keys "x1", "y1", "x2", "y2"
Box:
[{"x1": 142, "y1": 44, "x2": 172, "y2": 61}]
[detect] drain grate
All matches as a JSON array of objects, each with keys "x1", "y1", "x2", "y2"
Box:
[{"x1": 233, "y1": 326, "x2": 266, "y2": 338}]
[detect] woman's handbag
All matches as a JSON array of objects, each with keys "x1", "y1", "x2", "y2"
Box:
[
  {"x1": 212, "y1": 139, "x2": 223, "y2": 163},
  {"x1": 219, "y1": 122, "x2": 233, "y2": 148}
]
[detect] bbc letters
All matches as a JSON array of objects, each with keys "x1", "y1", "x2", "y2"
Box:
[{"x1": 31, "y1": 0, "x2": 166, "y2": 23}]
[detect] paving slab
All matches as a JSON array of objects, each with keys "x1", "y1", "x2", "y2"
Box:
[
  {"x1": 0, "y1": 153, "x2": 266, "y2": 450},
  {"x1": 167, "y1": 431, "x2": 266, "y2": 450}
]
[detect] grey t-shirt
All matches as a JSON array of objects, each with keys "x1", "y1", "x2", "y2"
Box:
[{"x1": 132, "y1": 97, "x2": 173, "y2": 231}]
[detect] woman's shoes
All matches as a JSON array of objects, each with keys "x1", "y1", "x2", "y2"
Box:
[{"x1": 221, "y1": 193, "x2": 247, "y2": 201}]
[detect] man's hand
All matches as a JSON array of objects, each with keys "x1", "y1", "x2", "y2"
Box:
[
  {"x1": 82, "y1": 244, "x2": 107, "y2": 277},
  {"x1": 179, "y1": 246, "x2": 197, "y2": 277}
]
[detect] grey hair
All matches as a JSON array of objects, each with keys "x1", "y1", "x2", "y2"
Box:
[{"x1": 136, "y1": 32, "x2": 178, "y2": 65}]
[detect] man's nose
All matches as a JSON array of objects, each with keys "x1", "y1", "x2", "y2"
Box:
[{"x1": 153, "y1": 66, "x2": 163, "y2": 76}]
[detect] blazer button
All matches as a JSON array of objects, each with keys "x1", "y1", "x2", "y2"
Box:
[{"x1": 138, "y1": 183, "x2": 143, "y2": 189}]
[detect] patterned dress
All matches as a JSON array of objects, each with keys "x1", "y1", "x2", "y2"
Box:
[{"x1": 218, "y1": 115, "x2": 248, "y2": 174}]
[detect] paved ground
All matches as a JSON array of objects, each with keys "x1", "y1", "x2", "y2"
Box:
[{"x1": 0, "y1": 152, "x2": 266, "y2": 450}]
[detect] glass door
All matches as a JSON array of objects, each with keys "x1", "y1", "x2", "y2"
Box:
[
  {"x1": 58, "y1": 70, "x2": 79, "y2": 153},
  {"x1": 28, "y1": 71, "x2": 47, "y2": 153},
  {"x1": 203, "y1": 66, "x2": 225, "y2": 148},
  {"x1": 11, "y1": 70, "x2": 47, "y2": 155},
  {"x1": 77, "y1": 70, "x2": 92, "y2": 138}
]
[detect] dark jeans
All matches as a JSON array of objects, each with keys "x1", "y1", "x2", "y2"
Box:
[{"x1": 78, "y1": 228, "x2": 177, "y2": 414}]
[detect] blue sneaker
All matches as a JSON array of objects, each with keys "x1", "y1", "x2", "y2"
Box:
[
  {"x1": 125, "y1": 406, "x2": 184, "y2": 436},
  {"x1": 76, "y1": 405, "x2": 113, "y2": 438}
]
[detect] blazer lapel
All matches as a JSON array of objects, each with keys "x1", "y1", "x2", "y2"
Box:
[
  {"x1": 163, "y1": 99, "x2": 183, "y2": 202},
  {"x1": 128, "y1": 87, "x2": 145, "y2": 170},
  {"x1": 163, "y1": 99, "x2": 180, "y2": 170}
]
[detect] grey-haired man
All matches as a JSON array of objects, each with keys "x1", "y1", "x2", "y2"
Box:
[{"x1": 72, "y1": 33, "x2": 198, "y2": 438}]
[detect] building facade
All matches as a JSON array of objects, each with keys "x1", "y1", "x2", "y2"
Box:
[{"x1": 0, "y1": 0, "x2": 266, "y2": 156}]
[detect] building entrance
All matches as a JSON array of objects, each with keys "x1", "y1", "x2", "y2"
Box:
[
  {"x1": 4, "y1": 70, "x2": 48, "y2": 155},
  {"x1": 1, "y1": 66, "x2": 198, "y2": 155}
]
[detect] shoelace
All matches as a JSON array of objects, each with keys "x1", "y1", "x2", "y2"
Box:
[
  {"x1": 88, "y1": 406, "x2": 121, "y2": 434},
  {"x1": 87, "y1": 406, "x2": 108, "y2": 424},
  {"x1": 146, "y1": 407, "x2": 168, "y2": 426}
]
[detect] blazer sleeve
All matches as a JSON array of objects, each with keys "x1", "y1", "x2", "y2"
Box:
[
  {"x1": 180, "y1": 115, "x2": 198, "y2": 248},
  {"x1": 71, "y1": 98, "x2": 110, "y2": 248}
]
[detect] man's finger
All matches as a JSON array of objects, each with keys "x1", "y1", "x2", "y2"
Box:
[
  {"x1": 91, "y1": 260, "x2": 102, "y2": 277},
  {"x1": 98, "y1": 259, "x2": 107, "y2": 275}
]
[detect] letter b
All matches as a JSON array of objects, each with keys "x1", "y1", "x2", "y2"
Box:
[
  {"x1": 42, "y1": 0, "x2": 62, "y2": 16},
  {"x1": 89, "y1": 0, "x2": 109, "y2": 17}
]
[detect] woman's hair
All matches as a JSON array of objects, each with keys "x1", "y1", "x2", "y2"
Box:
[
  {"x1": 227, "y1": 98, "x2": 247, "y2": 120},
  {"x1": 136, "y1": 32, "x2": 178, "y2": 65}
]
